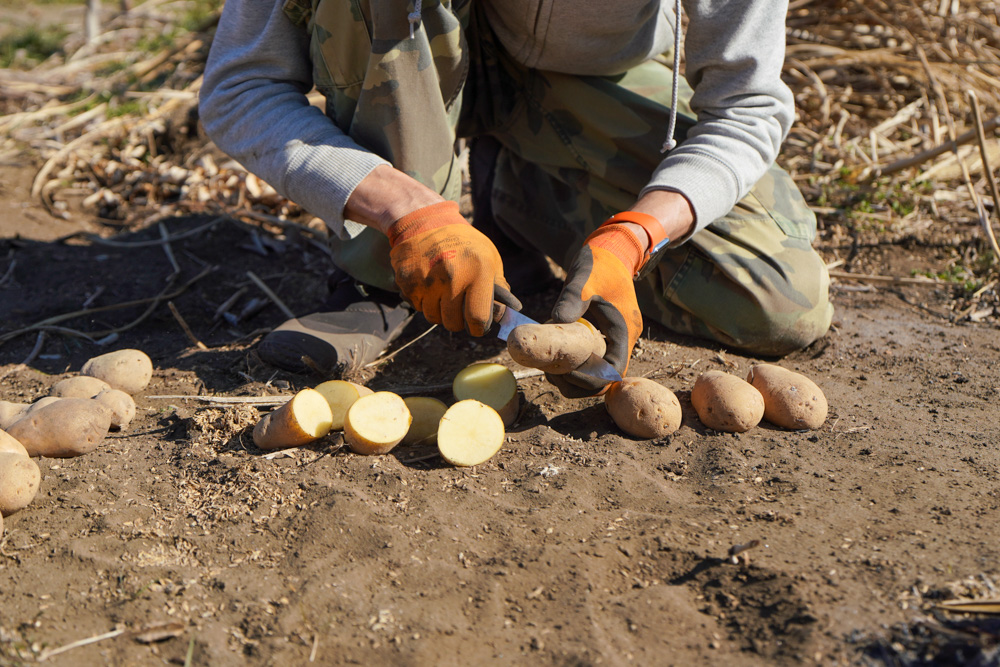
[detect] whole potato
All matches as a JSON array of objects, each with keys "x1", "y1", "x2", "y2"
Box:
[
  {"x1": 747, "y1": 364, "x2": 828, "y2": 430},
  {"x1": 92, "y1": 388, "x2": 137, "y2": 430},
  {"x1": 50, "y1": 376, "x2": 112, "y2": 399},
  {"x1": 23, "y1": 396, "x2": 62, "y2": 415},
  {"x1": 7, "y1": 398, "x2": 112, "y2": 458},
  {"x1": 0, "y1": 429, "x2": 29, "y2": 458},
  {"x1": 605, "y1": 377, "x2": 682, "y2": 439},
  {"x1": 690, "y1": 371, "x2": 765, "y2": 433},
  {"x1": 81, "y1": 349, "x2": 153, "y2": 395},
  {"x1": 0, "y1": 401, "x2": 29, "y2": 430},
  {"x1": 0, "y1": 452, "x2": 41, "y2": 516},
  {"x1": 507, "y1": 321, "x2": 605, "y2": 374}
]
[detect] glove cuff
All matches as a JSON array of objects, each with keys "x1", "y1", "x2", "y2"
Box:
[
  {"x1": 584, "y1": 223, "x2": 644, "y2": 276},
  {"x1": 387, "y1": 201, "x2": 465, "y2": 247}
]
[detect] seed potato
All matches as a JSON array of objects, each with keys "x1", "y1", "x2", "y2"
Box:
[
  {"x1": 747, "y1": 364, "x2": 828, "y2": 430},
  {"x1": 604, "y1": 377, "x2": 682, "y2": 439},
  {"x1": 0, "y1": 402, "x2": 28, "y2": 430},
  {"x1": 81, "y1": 348, "x2": 154, "y2": 394},
  {"x1": 7, "y1": 397, "x2": 112, "y2": 458},
  {"x1": 92, "y1": 388, "x2": 137, "y2": 430},
  {"x1": 50, "y1": 376, "x2": 112, "y2": 399},
  {"x1": 253, "y1": 388, "x2": 333, "y2": 450},
  {"x1": 507, "y1": 320, "x2": 606, "y2": 374},
  {"x1": 0, "y1": 430, "x2": 29, "y2": 458},
  {"x1": 0, "y1": 452, "x2": 41, "y2": 516},
  {"x1": 690, "y1": 370, "x2": 765, "y2": 433}
]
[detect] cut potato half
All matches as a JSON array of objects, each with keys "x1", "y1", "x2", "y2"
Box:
[
  {"x1": 344, "y1": 392, "x2": 412, "y2": 455},
  {"x1": 452, "y1": 363, "x2": 519, "y2": 426},
  {"x1": 437, "y1": 400, "x2": 505, "y2": 467},
  {"x1": 401, "y1": 396, "x2": 449, "y2": 446},
  {"x1": 253, "y1": 388, "x2": 333, "y2": 450},
  {"x1": 314, "y1": 380, "x2": 374, "y2": 430}
]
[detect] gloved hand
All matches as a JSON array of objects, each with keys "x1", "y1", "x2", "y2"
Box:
[
  {"x1": 548, "y1": 222, "x2": 645, "y2": 398},
  {"x1": 388, "y1": 201, "x2": 521, "y2": 336}
]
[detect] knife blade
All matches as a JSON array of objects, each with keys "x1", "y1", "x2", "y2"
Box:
[{"x1": 494, "y1": 307, "x2": 623, "y2": 384}]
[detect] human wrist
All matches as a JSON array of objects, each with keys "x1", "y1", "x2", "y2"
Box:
[
  {"x1": 631, "y1": 190, "x2": 696, "y2": 242},
  {"x1": 345, "y1": 165, "x2": 446, "y2": 235},
  {"x1": 585, "y1": 224, "x2": 644, "y2": 275}
]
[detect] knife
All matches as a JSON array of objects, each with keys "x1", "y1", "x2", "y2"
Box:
[{"x1": 494, "y1": 307, "x2": 623, "y2": 384}]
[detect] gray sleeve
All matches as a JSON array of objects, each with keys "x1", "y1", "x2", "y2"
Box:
[
  {"x1": 198, "y1": 0, "x2": 389, "y2": 236},
  {"x1": 640, "y1": 0, "x2": 795, "y2": 238}
]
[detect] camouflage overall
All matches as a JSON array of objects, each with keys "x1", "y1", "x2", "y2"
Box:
[{"x1": 283, "y1": 0, "x2": 833, "y2": 355}]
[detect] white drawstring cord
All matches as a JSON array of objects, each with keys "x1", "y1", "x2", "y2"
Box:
[
  {"x1": 661, "y1": 0, "x2": 682, "y2": 152},
  {"x1": 408, "y1": 0, "x2": 422, "y2": 39}
]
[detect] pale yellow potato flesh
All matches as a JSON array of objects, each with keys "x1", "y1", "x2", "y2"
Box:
[
  {"x1": 50, "y1": 376, "x2": 112, "y2": 399},
  {"x1": 253, "y1": 388, "x2": 334, "y2": 450},
  {"x1": 344, "y1": 392, "x2": 412, "y2": 455},
  {"x1": 452, "y1": 363, "x2": 519, "y2": 427},
  {"x1": 437, "y1": 400, "x2": 505, "y2": 467},
  {"x1": 0, "y1": 452, "x2": 40, "y2": 516},
  {"x1": 314, "y1": 380, "x2": 373, "y2": 431},
  {"x1": 81, "y1": 348, "x2": 153, "y2": 394},
  {"x1": 0, "y1": 430, "x2": 29, "y2": 458},
  {"x1": 401, "y1": 396, "x2": 449, "y2": 446}
]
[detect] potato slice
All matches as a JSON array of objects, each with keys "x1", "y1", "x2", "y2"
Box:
[
  {"x1": 605, "y1": 377, "x2": 682, "y2": 439},
  {"x1": 344, "y1": 392, "x2": 411, "y2": 455},
  {"x1": 452, "y1": 363, "x2": 519, "y2": 427},
  {"x1": 0, "y1": 430, "x2": 29, "y2": 458},
  {"x1": 8, "y1": 398, "x2": 111, "y2": 458},
  {"x1": 437, "y1": 400, "x2": 505, "y2": 467},
  {"x1": 690, "y1": 370, "x2": 764, "y2": 433},
  {"x1": 0, "y1": 452, "x2": 41, "y2": 516},
  {"x1": 253, "y1": 388, "x2": 333, "y2": 450},
  {"x1": 314, "y1": 380, "x2": 373, "y2": 431},
  {"x1": 50, "y1": 376, "x2": 112, "y2": 399},
  {"x1": 401, "y1": 396, "x2": 449, "y2": 446},
  {"x1": 81, "y1": 348, "x2": 153, "y2": 394},
  {"x1": 747, "y1": 364, "x2": 828, "y2": 430}
]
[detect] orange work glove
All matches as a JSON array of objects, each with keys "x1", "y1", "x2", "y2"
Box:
[
  {"x1": 548, "y1": 222, "x2": 645, "y2": 398},
  {"x1": 388, "y1": 201, "x2": 521, "y2": 336}
]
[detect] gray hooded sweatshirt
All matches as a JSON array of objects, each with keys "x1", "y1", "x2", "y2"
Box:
[{"x1": 199, "y1": 0, "x2": 795, "y2": 241}]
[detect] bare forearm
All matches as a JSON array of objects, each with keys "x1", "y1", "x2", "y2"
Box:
[{"x1": 623, "y1": 190, "x2": 696, "y2": 253}]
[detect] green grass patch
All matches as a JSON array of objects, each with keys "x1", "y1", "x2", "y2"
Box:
[{"x1": 0, "y1": 24, "x2": 68, "y2": 68}]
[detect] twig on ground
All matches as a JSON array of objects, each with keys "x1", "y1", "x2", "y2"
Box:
[
  {"x1": 366, "y1": 325, "x2": 438, "y2": 369},
  {"x1": 869, "y1": 115, "x2": 1000, "y2": 179},
  {"x1": 37, "y1": 628, "x2": 126, "y2": 662},
  {"x1": 159, "y1": 222, "x2": 180, "y2": 277},
  {"x1": 967, "y1": 91, "x2": 1000, "y2": 259},
  {"x1": 829, "y1": 270, "x2": 943, "y2": 286},
  {"x1": 0, "y1": 266, "x2": 216, "y2": 346},
  {"x1": 246, "y1": 271, "x2": 295, "y2": 320},
  {"x1": 168, "y1": 301, "x2": 208, "y2": 350},
  {"x1": 20, "y1": 332, "x2": 48, "y2": 366},
  {"x1": 146, "y1": 395, "x2": 293, "y2": 406}
]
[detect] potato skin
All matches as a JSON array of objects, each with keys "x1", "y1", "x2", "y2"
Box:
[
  {"x1": 0, "y1": 430, "x2": 29, "y2": 458},
  {"x1": 81, "y1": 349, "x2": 153, "y2": 395},
  {"x1": 507, "y1": 322, "x2": 603, "y2": 374},
  {"x1": 0, "y1": 452, "x2": 41, "y2": 516},
  {"x1": 747, "y1": 364, "x2": 828, "y2": 430},
  {"x1": 7, "y1": 398, "x2": 111, "y2": 458},
  {"x1": 605, "y1": 377, "x2": 682, "y2": 439},
  {"x1": 92, "y1": 388, "x2": 137, "y2": 430},
  {"x1": 50, "y1": 376, "x2": 112, "y2": 399},
  {"x1": 690, "y1": 371, "x2": 764, "y2": 433},
  {"x1": 0, "y1": 402, "x2": 28, "y2": 430}
]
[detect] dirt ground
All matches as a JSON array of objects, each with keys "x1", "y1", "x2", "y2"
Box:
[{"x1": 1, "y1": 146, "x2": 999, "y2": 667}]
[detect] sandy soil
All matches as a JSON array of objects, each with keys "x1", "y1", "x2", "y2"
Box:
[{"x1": 1, "y1": 151, "x2": 999, "y2": 667}]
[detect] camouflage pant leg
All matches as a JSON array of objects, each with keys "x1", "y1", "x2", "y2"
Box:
[
  {"x1": 289, "y1": 0, "x2": 472, "y2": 291},
  {"x1": 479, "y1": 56, "x2": 833, "y2": 355}
]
